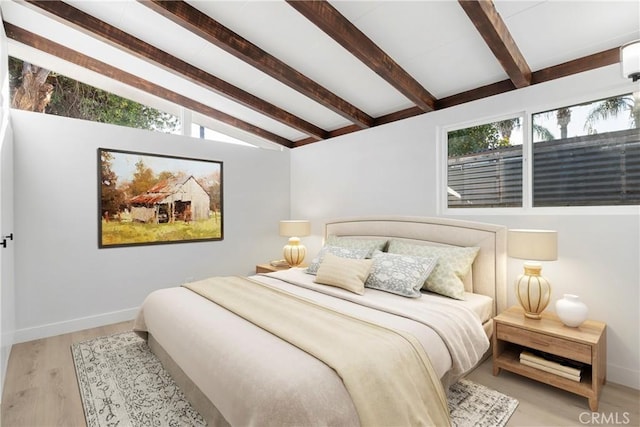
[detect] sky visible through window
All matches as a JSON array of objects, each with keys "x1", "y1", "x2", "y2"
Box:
[
  {"x1": 533, "y1": 93, "x2": 637, "y2": 142},
  {"x1": 505, "y1": 93, "x2": 638, "y2": 146},
  {"x1": 191, "y1": 123, "x2": 253, "y2": 147}
]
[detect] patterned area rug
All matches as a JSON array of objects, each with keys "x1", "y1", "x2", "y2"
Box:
[
  {"x1": 449, "y1": 379, "x2": 519, "y2": 427},
  {"x1": 72, "y1": 332, "x2": 205, "y2": 427},
  {"x1": 72, "y1": 332, "x2": 518, "y2": 427}
]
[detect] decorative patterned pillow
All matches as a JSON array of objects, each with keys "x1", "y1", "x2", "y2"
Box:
[
  {"x1": 305, "y1": 245, "x2": 370, "y2": 275},
  {"x1": 387, "y1": 240, "x2": 480, "y2": 300},
  {"x1": 325, "y1": 235, "x2": 387, "y2": 257},
  {"x1": 364, "y1": 251, "x2": 438, "y2": 298},
  {"x1": 314, "y1": 253, "x2": 373, "y2": 295}
]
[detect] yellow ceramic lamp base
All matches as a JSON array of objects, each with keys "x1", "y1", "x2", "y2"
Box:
[
  {"x1": 283, "y1": 237, "x2": 306, "y2": 267},
  {"x1": 515, "y1": 262, "x2": 551, "y2": 319}
]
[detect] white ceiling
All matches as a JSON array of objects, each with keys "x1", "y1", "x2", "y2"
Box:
[{"x1": 2, "y1": 0, "x2": 639, "y2": 149}]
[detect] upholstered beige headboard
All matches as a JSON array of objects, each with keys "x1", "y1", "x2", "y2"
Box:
[{"x1": 325, "y1": 216, "x2": 507, "y2": 316}]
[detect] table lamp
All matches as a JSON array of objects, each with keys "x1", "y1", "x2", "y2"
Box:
[
  {"x1": 279, "y1": 220, "x2": 311, "y2": 267},
  {"x1": 507, "y1": 229, "x2": 558, "y2": 319}
]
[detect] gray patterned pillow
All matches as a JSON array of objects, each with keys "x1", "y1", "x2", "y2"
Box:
[
  {"x1": 387, "y1": 240, "x2": 479, "y2": 300},
  {"x1": 306, "y1": 245, "x2": 370, "y2": 275},
  {"x1": 325, "y1": 235, "x2": 387, "y2": 257},
  {"x1": 364, "y1": 251, "x2": 438, "y2": 298}
]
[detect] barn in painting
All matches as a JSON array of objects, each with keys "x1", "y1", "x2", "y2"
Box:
[{"x1": 129, "y1": 176, "x2": 210, "y2": 224}]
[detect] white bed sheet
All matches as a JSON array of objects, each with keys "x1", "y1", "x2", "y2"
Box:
[
  {"x1": 134, "y1": 269, "x2": 490, "y2": 426},
  {"x1": 254, "y1": 271, "x2": 453, "y2": 378},
  {"x1": 424, "y1": 291, "x2": 494, "y2": 324},
  {"x1": 266, "y1": 268, "x2": 493, "y2": 324},
  {"x1": 260, "y1": 268, "x2": 490, "y2": 378}
]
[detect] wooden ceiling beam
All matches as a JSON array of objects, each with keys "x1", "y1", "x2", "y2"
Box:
[
  {"x1": 4, "y1": 23, "x2": 294, "y2": 148},
  {"x1": 23, "y1": 0, "x2": 325, "y2": 142},
  {"x1": 458, "y1": 0, "x2": 532, "y2": 88},
  {"x1": 436, "y1": 79, "x2": 516, "y2": 109},
  {"x1": 11, "y1": 1, "x2": 622, "y2": 149},
  {"x1": 531, "y1": 47, "x2": 619, "y2": 84},
  {"x1": 139, "y1": 0, "x2": 374, "y2": 129},
  {"x1": 294, "y1": 47, "x2": 621, "y2": 147},
  {"x1": 286, "y1": 0, "x2": 437, "y2": 112}
]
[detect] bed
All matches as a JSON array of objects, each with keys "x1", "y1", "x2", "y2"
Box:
[{"x1": 133, "y1": 216, "x2": 507, "y2": 426}]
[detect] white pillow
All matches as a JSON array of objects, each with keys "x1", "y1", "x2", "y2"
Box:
[{"x1": 314, "y1": 253, "x2": 373, "y2": 295}]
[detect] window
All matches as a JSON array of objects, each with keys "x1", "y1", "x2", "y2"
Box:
[
  {"x1": 9, "y1": 57, "x2": 179, "y2": 133},
  {"x1": 445, "y1": 92, "x2": 640, "y2": 211},
  {"x1": 9, "y1": 57, "x2": 254, "y2": 146},
  {"x1": 532, "y1": 93, "x2": 639, "y2": 207},
  {"x1": 191, "y1": 123, "x2": 253, "y2": 147},
  {"x1": 447, "y1": 116, "x2": 523, "y2": 208}
]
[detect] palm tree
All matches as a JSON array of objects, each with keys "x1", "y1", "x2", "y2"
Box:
[
  {"x1": 556, "y1": 107, "x2": 571, "y2": 139},
  {"x1": 495, "y1": 118, "x2": 521, "y2": 144},
  {"x1": 584, "y1": 92, "x2": 639, "y2": 131},
  {"x1": 532, "y1": 124, "x2": 554, "y2": 141},
  {"x1": 533, "y1": 107, "x2": 573, "y2": 141}
]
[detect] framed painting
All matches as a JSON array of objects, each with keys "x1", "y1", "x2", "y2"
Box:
[{"x1": 98, "y1": 148, "x2": 223, "y2": 248}]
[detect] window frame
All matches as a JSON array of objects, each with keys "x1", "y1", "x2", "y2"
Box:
[
  {"x1": 438, "y1": 90, "x2": 639, "y2": 216},
  {"x1": 438, "y1": 111, "x2": 528, "y2": 214}
]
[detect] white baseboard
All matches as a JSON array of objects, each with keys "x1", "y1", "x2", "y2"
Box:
[
  {"x1": 608, "y1": 363, "x2": 640, "y2": 391},
  {"x1": 1, "y1": 330, "x2": 15, "y2": 403},
  {"x1": 14, "y1": 307, "x2": 139, "y2": 344}
]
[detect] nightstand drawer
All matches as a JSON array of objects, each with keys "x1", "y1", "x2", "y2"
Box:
[{"x1": 496, "y1": 323, "x2": 592, "y2": 364}]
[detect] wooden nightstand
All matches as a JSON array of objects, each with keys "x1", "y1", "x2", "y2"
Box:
[
  {"x1": 493, "y1": 306, "x2": 606, "y2": 411},
  {"x1": 256, "y1": 263, "x2": 290, "y2": 274}
]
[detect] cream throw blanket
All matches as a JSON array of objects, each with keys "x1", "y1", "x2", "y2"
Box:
[{"x1": 184, "y1": 276, "x2": 451, "y2": 427}]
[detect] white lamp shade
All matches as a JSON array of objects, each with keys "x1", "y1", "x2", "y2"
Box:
[
  {"x1": 279, "y1": 220, "x2": 310, "y2": 237},
  {"x1": 621, "y1": 40, "x2": 640, "y2": 81},
  {"x1": 507, "y1": 229, "x2": 557, "y2": 261}
]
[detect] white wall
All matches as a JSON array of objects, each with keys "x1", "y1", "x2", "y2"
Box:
[
  {"x1": 11, "y1": 110, "x2": 290, "y2": 342},
  {"x1": 0, "y1": 119, "x2": 14, "y2": 400},
  {"x1": 291, "y1": 64, "x2": 640, "y2": 389},
  {"x1": 0, "y1": 16, "x2": 15, "y2": 399}
]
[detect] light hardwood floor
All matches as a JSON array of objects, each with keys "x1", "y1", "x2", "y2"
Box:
[
  {"x1": 1, "y1": 321, "x2": 639, "y2": 427},
  {"x1": 1, "y1": 321, "x2": 133, "y2": 427},
  {"x1": 466, "y1": 358, "x2": 640, "y2": 427}
]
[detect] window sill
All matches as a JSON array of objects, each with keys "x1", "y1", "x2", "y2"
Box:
[{"x1": 441, "y1": 205, "x2": 640, "y2": 216}]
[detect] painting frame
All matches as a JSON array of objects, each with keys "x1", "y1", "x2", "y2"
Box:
[{"x1": 98, "y1": 148, "x2": 223, "y2": 248}]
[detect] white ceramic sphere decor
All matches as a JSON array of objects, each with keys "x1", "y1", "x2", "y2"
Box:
[{"x1": 556, "y1": 294, "x2": 588, "y2": 327}]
